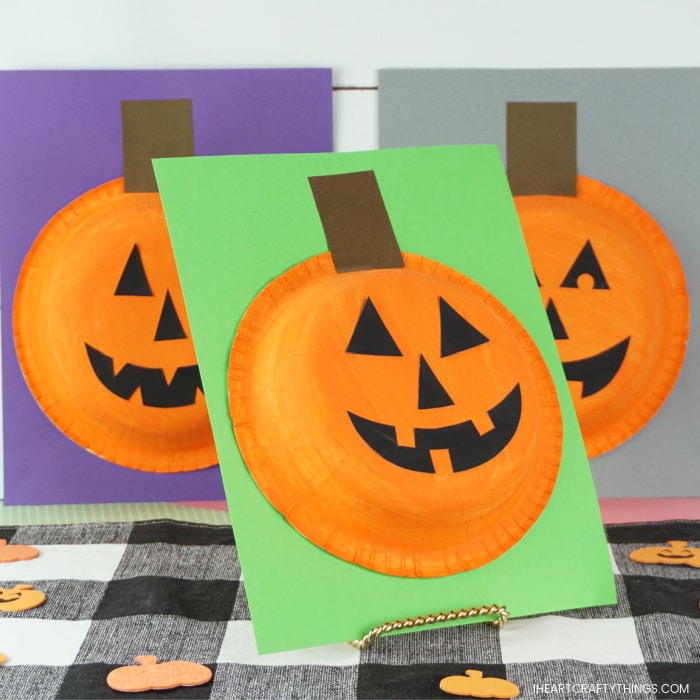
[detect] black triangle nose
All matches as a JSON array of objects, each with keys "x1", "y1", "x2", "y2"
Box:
[
  {"x1": 418, "y1": 355, "x2": 455, "y2": 410},
  {"x1": 154, "y1": 290, "x2": 188, "y2": 341},
  {"x1": 545, "y1": 298, "x2": 568, "y2": 340}
]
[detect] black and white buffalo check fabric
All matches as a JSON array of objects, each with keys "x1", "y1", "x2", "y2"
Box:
[{"x1": 0, "y1": 519, "x2": 698, "y2": 699}]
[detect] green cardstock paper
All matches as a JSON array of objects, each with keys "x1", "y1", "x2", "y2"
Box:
[{"x1": 154, "y1": 146, "x2": 616, "y2": 653}]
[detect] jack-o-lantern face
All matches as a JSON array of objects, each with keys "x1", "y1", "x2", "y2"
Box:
[
  {"x1": 0, "y1": 584, "x2": 46, "y2": 612},
  {"x1": 13, "y1": 178, "x2": 216, "y2": 472},
  {"x1": 345, "y1": 295, "x2": 522, "y2": 474},
  {"x1": 84, "y1": 242, "x2": 201, "y2": 409},
  {"x1": 515, "y1": 176, "x2": 689, "y2": 457},
  {"x1": 229, "y1": 253, "x2": 562, "y2": 578},
  {"x1": 629, "y1": 540, "x2": 700, "y2": 568}
]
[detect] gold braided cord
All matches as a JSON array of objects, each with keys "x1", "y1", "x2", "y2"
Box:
[{"x1": 350, "y1": 604, "x2": 509, "y2": 650}]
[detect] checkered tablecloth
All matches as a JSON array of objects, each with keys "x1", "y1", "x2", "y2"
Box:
[{"x1": 0, "y1": 519, "x2": 698, "y2": 699}]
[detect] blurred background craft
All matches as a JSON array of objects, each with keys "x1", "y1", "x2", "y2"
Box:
[
  {"x1": 13, "y1": 99, "x2": 216, "y2": 473},
  {"x1": 0, "y1": 69, "x2": 332, "y2": 505},
  {"x1": 508, "y1": 102, "x2": 689, "y2": 458},
  {"x1": 377, "y1": 70, "x2": 699, "y2": 497}
]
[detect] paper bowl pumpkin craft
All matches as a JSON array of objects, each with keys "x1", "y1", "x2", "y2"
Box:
[
  {"x1": 229, "y1": 171, "x2": 562, "y2": 578},
  {"x1": 440, "y1": 669, "x2": 520, "y2": 698},
  {"x1": 629, "y1": 540, "x2": 700, "y2": 568},
  {"x1": 12, "y1": 100, "x2": 216, "y2": 472},
  {"x1": 0, "y1": 539, "x2": 39, "y2": 563},
  {"x1": 0, "y1": 584, "x2": 46, "y2": 612},
  {"x1": 516, "y1": 178, "x2": 689, "y2": 458},
  {"x1": 106, "y1": 656, "x2": 212, "y2": 693},
  {"x1": 508, "y1": 103, "x2": 689, "y2": 458}
]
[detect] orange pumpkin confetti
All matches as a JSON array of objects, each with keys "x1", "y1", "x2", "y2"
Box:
[
  {"x1": 106, "y1": 655, "x2": 212, "y2": 693},
  {"x1": 0, "y1": 653, "x2": 7, "y2": 665},
  {"x1": 0, "y1": 584, "x2": 46, "y2": 612},
  {"x1": 629, "y1": 540, "x2": 700, "y2": 568},
  {"x1": 440, "y1": 669, "x2": 520, "y2": 698},
  {"x1": 0, "y1": 539, "x2": 39, "y2": 563}
]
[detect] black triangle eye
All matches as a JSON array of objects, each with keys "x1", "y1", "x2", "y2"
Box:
[
  {"x1": 115, "y1": 244, "x2": 153, "y2": 296},
  {"x1": 561, "y1": 240, "x2": 609, "y2": 289},
  {"x1": 440, "y1": 297, "x2": 489, "y2": 357},
  {"x1": 346, "y1": 298, "x2": 402, "y2": 356},
  {"x1": 545, "y1": 299, "x2": 568, "y2": 340},
  {"x1": 154, "y1": 291, "x2": 188, "y2": 341}
]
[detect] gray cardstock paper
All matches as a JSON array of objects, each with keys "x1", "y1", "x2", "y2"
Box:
[{"x1": 378, "y1": 68, "x2": 700, "y2": 497}]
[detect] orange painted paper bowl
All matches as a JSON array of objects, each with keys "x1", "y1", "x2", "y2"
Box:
[
  {"x1": 229, "y1": 252, "x2": 562, "y2": 578},
  {"x1": 515, "y1": 175, "x2": 690, "y2": 458},
  {"x1": 13, "y1": 178, "x2": 216, "y2": 472}
]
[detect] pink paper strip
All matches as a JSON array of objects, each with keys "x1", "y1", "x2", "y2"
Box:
[
  {"x1": 174, "y1": 498, "x2": 700, "y2": 524},
  {"x1": 598, "y1": 498, "x2": 700, "y2": 524}
]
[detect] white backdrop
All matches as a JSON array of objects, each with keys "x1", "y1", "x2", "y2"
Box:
[
  {"x1": 1, "y1": 0, "x2": 699, "y2": 498},
  {"x1": 3, "y1": 1, "x2": 700, "y2": 151}
]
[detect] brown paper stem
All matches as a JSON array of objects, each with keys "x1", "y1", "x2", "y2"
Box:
[
  {"x1": 121, "y1": 99, "x2": 194, "y2": 193},
  {"x1": 308, "y1": 170, "x2": 404, "y2": 272},
  {"x1": 506, "y1": 102, "x2": 577, "y2": 196}
]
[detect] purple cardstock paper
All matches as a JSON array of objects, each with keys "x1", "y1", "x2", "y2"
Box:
[{"x1": 0, "y1": 69, "x2": 333, "y2": 504}]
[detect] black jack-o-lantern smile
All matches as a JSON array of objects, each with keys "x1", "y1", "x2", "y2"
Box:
[
  {"x1": 345, "y1": 296, "x2": 522, "y2": 473},
  {"x1": 539, "y1": 240, "x2": 630, "y2": 398},
  {"x1": 85, "y1": 244, "x2": 204, "y2": 408}
]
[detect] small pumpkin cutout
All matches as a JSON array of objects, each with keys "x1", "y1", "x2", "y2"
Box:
[
  {"x1": 0, "y1": 584, "x2": 46, "y2": 612},
  {"x1": 0, "y1": 539, "x2": 39, "y2": 563},
  {"x1": 106, "y1": 655, "x2": 212, "y2": 693},
  {"x1": 0, "y1": 653, "x2": 6, "y2": 665},
  {"x1": 440, "y1": 669, "x2": 520, "y2": 698},
  {"x1": 229, "y1": 171, "x2": 563, "y2": 578},
  {"x1": 508, "y1": 104, "x2": 689, "y2": 458},
  {"x1": 629, "y1": 540, "x2": 700, "y2": 568},
  {"x1": 12, "y1": 100, "x2": 216, "y2": 472}
]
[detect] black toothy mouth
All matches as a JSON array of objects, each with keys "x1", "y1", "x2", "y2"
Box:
[
  {"x1": 85, "y1": 344, "x2": 203, "y2": 408},
  {"x1": 348, "y1": 384, "x2": 521, "y2": 473},
  {"x1": 562, "y1": 337, "x2": 630, "y2": 398}
]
